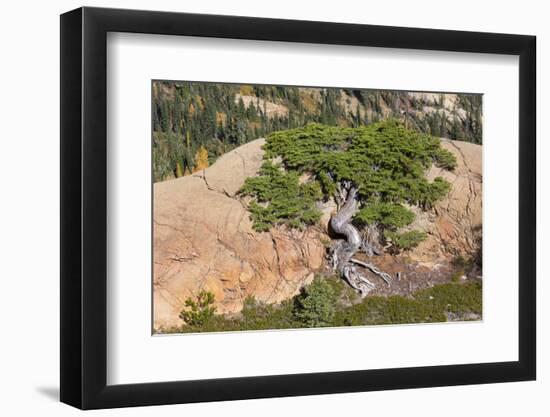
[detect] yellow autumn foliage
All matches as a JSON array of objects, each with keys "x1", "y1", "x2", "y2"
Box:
[
  {"x1": 193, "y1": 146, "x2": 209, "y2": 172},
  {"x1": 239, "y1": 85, "x2": 254, "y2": 96},
  {"x1": 175, "y1": 162, "x2": 183, "y2": 178}
]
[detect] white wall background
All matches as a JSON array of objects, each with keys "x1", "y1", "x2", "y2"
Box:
[{"x1": 0, "y1": 0, "x2": 545, "y2": 415}]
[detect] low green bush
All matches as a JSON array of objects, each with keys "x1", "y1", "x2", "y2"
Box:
[
  {"x1": 293, "y1": 277, "x2": 337, "y2": 327},
  {"x1": 179, "y1": 290, "x2": 217, "y2": 326},
  {"x1": 414, "y1": 281, "x2": 482, "y2": 315},
  {"x1": 171, "y1": 278, "x2": 482, "y2": 333},
  {"x1": 385, "y1": 230, "x2": 427, "y2": 251}
]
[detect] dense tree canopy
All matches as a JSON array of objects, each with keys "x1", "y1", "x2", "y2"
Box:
[
  {"x1": 240, "y1": 162, "x2": 322, "y2": 232},
  {"x1": 241, "y1": 120, "x2": 456, "y2": 250},
  {"x1": 153, "y1": 81, "x2": 480, "y2": 182}
]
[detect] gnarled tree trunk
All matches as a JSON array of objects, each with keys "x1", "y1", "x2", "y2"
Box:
[{"x1": 329, "y1": 185, "x2": 392, "y2": 296}]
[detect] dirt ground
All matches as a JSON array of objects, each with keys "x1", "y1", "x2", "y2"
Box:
[{"x1": 321, "y1": 252, "x2": 481, "y2": 298}]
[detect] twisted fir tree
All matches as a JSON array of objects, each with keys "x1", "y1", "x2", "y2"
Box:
[{"x1": 241, "y1": 120, "x2": 456, "y2": 295}]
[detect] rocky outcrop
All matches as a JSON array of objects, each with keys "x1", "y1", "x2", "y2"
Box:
[
  {"x1": 235, "y1": 94, "x2": 289, "y2": 119},
  {"x1": 153, "y1": 138, "x2": 482, "y2": 331},
  {"x1": 407, "y1": 92, "x2": 468, "y2": 121},
  {"x1": 406, "y1": 139, "x2": 482, "y2": 265},
  {"x1": 153, "y1": 139, "x2": 324, "y2": 330}
]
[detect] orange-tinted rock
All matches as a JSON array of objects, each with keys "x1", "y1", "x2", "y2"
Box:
[
  {"x1": 406, "y1": 139, "x2": 482, "y2": 265},
  {"x1": 153, "y1": 137, "x2": 482, "y2": 330},
  {"x1": 153, "y1": 139, "x2": 325, "y2": 331}
]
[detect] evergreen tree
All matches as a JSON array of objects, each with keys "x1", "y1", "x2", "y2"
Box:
[
  {"x1": 294, "y1": 277, "x2": 336, "y2": 327},
  {"x1": 241, "y1": 121, "x2": 456, "y2": 294},
  {"x1": 159, "y1": 99, "x2": 170, "y2": 132},
  {"x1": 152, "y1": 82, "x2": 480, "y2": 188},
  {"x1": 173, "y1": 94, "x2": 183, "y2": 134}
]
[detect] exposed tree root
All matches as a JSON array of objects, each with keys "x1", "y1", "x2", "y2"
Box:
[
  {"x1": 342, "y1": 264, "x2": 376, "y2": 296},
  {"x1": 350, "y1": 258, "x2": 392, "y2": 285},
  {"x1": 329, "y1": 184, "x2": 394, "y2": 297}
]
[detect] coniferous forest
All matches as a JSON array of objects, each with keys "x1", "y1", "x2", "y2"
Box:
[
  {"x1": 152, "y1": 80, "x2": 483, "y2": 333},
  {"x1": 152, "y1": 81, "x2": 482, "y2": 182}
]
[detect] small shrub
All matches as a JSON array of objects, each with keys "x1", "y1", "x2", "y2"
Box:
[
  {"x1": 452, "y1": 255, "x2": 468, "y2": 267},
  {"x1": 451, "y1": 254, "x2": 478, "y2": 272},
  {"x1": 333, "y1": 295, "x2": 445, "y2": 326},
  {"x1": 179, "y1": 290, "x2": 217, "y2": 326},
  {"x1": 355, "y1": 203, "x2": 415, "y2": 229},
  {"x1": 167, "y1": 278, "x2": 482, "y2": 333},
  {"x1": 385, "y1": 230, "x2": 427, "y2": 251},
  {"x1": 241, "y1": 296, "x2": 298, "y2": 330},
  {"x1": 450, "y1": 270, "x2": 464, "y2": 283},
  {"x1": 434, "y1": 148, "x2": 458, "y2": 170},
  {"x1": 414, "y1": 281, "x2": 482, "y2": 315},
  {"x1": 294, "y1": 277, "x2": 337, "y2": 327}
]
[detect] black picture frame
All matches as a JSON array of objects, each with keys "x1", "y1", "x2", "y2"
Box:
[{"x1": 60, "y1": 6, "x2": 536, "y2": 410}]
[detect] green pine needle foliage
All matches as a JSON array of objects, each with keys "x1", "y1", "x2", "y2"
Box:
[
  {"x1": 385, "y1": 230, "x2": 427, "y2": 251},
  {"x1": 167, "y1": 279, "x2": 482, "y2": 333},
  {"x1": 355, "y1": 203, "x2": 415, "y2": 229},
  {"x1": 241, "y1": 120, "x2": 456, "y2": 238},
  {"x1": 179, "y1": 290, "x2": 217, "y2": 326},
  {"x1": 293, "y1": 277, "x2": 337, "y2": 327},
  {"x1": 240, "y1": 161, "x2": 322, "y2": 231}
]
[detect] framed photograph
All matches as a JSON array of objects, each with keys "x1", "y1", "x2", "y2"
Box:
[{"x1": 60, "y1": 6, "x2": 536, "y2": 409}]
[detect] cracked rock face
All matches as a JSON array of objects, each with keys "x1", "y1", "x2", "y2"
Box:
[
  {"x1": 406, "y1": 139, "x2": 482, "y2": 265},
  {"x1": 153, "y1": 139, "x2": 324, "y2": 331},
  {"x1": 153, "y1": 138, "x2": 482, "y2": 331}
]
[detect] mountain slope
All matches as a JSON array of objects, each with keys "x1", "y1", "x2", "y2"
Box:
[{"x1": 153, "y1": 137, "x2": 482, "y2": 331}]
